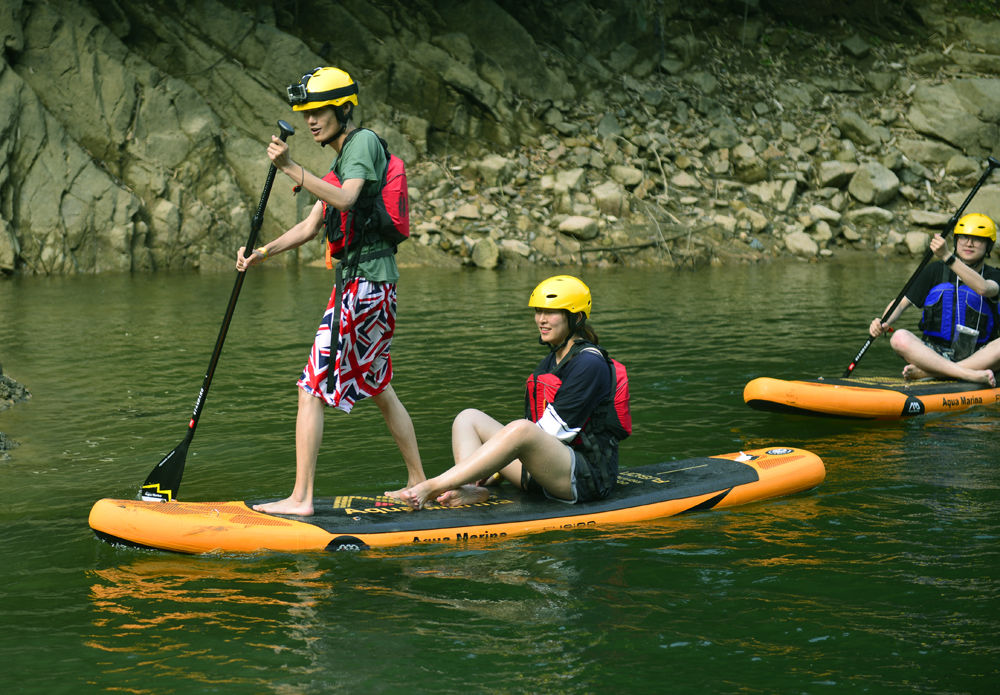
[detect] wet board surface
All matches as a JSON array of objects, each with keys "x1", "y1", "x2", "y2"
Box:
[
  {"x1": 89, "y1": 446, "x2": 825, "y2": 554},
  {"x1": 744, "y1": 376, "x2": 1000, "y2": 419}
]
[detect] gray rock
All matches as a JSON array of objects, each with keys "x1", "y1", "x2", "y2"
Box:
[
  {"x1": 845, "y1": 206, "x2": 894, "y2": 226},
  {"x1": 905, "y1": 231, "x2": 930, "y2": 254},
  {"x1": 471, "y1": 237, "x2": 499, "y2": 269},
  {"x1": 816, "y1": 161, "x2": 859, "y2": 188},
  {"x1": 558, "y1": 215, "x2": 600, "y2": 240},
  {"x1": 837, "y1": 109, "x2": 882, "y2": 147},
  {"x1": 785, "y1": 231, "x2": 819, "y2": 257},
  {"x1": 848, "y1": 162, "x2": 900, "y2": 205},
  {"x1": 909, "y1": 210, "x2": 952, "y2": 228}
]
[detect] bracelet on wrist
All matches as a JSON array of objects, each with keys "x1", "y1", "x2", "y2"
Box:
[
  {"x1": 255, "y1": 246, "x2": 269, "y2": 260},
  {"x1": 944, "y1": 253, "x2": 957, "y2": 266},
  {"x1": 293, "y1": 164, "x2": 305, "y2": 195}
]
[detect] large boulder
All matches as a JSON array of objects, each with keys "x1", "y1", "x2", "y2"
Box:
[{"x1": 907, "y1": 79, "x2": 1000, "y2": 157}]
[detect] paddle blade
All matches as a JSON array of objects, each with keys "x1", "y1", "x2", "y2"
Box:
[{"x1": 139, "y1": 434, "x2": 191, "y2": 502}]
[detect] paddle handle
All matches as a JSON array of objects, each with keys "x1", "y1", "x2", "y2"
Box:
[{"x1": 843, "y1": 156, "x2": 1000, "y2": 377}]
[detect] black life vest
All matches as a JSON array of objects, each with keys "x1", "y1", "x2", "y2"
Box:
[{"x1": 525, "y1": 341, "x2": 632, "y2": 441}]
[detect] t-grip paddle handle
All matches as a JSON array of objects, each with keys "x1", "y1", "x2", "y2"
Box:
[
  {"x1": 140, "y1": 121, "x2": 295, "y2": 502},
  {"x1": 842, "y1": 156, "x2": 1000, "y2": 378},
  {"x1": 244, "y1": 120, "x2": 295, "y2": 255}
]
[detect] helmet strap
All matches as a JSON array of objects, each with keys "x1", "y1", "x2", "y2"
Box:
[{"x1": 321, "y1": 103, "x2": 353, "y2": 147}]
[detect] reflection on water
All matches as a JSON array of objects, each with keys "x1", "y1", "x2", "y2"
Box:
[{"x1": 2, "y1": 259, "x2": 998, "y2": 693}]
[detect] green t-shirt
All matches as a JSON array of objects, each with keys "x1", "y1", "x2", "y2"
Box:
[{"x1": 332, "y1": 128, "x2": 398, "y2": 283}]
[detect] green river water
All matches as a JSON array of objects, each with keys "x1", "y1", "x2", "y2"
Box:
[{"x1": 0, "y1": 260, "x2": 996, "y2": 694}]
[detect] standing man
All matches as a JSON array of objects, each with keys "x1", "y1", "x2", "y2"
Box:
[
  {"x1": 237, "y1": 67, "x2": 424, "y2": 515},
  {"x1": 869, "y1": 213, "x2": 1000, "y2": 386}
]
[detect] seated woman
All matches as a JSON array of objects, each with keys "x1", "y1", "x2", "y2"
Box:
[
  {"x1": 869, "y1": 213, "x2": 999, "y2": 386},
  {"x1": 398, "y1": 275, "x2": 629, "y2": 510}
]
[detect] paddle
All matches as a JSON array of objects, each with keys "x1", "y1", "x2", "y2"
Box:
[
  {"x1": 842, "y1": 156, "x2": 1000, "y2": 378},
  {"x1": 140, "y1": 120, "x2": 295, "y2": 501}
]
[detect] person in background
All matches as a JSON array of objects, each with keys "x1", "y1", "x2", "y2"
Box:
[
  {"x1": 400, "y1": 275, "x2": 630, "y2": 510},
  {"x1": 237, "y1": 67, "x2": 424, "y2": 515},
  {"x1": 869, "y1": 213, "x2": 1000, "y2": 386}
]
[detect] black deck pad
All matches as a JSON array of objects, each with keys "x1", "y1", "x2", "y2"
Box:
[
  {"x1": 808, "y1": 376, "x2": 984, "y2": 394},
  {"x1": 248, "y1": 457, "x2": 760, "y2": 534}
]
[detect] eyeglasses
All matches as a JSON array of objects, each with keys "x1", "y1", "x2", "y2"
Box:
[{"x1": 956, "y1": 235, "x2": 986, "y2": 245}]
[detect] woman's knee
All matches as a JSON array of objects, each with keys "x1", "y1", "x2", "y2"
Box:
[
  {"x1": 889, "y1": 329, "x2": 916, "y2": 352},
  {"x1": 505, "y1": 419, "x2": 541, "y2": 441}
]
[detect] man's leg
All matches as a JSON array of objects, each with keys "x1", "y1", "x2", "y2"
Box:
[
  {"x1": 374, "y1": 385, "x2": 426, "y2": 496},
  {"x1": 253, "y1": 388, "x2": 324, "y2": 516}
]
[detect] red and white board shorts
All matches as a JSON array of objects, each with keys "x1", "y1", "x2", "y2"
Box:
[{"x1": 297, "y1": 278, "x2": 396, "y2": 413}]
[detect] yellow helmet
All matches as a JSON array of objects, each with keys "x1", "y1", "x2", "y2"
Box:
[
  {"x1": 954, "y1": 213, "x2": 997, "y2": 243},
  {"x1": 287, "y1": 67, "x2": 358, "y2": 112},
  {"x1": 528, "y1": 275, "x2": 592, "y2": 318}
]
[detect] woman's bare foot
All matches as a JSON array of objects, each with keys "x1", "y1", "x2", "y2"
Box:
[
  {"x1": 902, "y1": 364, "x2": 996, "y2": 387},
  {"x1": 252, "y1": 497, "x2": 314, "y2": 516},
  {"x1": 436, "y1": 485, "x2": 490, "y2": 508},
  {"x1": 400, "y1": 480, "x2": 438, "y2": 510},
  {"x1": 902, "y1": 364, "x2": 930, "y2": 381},
  {"x1": 384, "y1": 475, "x2": 428, "y2": 501},
  {"x1": 973, "y1": 369, "x2": 996, "y2": 387}
]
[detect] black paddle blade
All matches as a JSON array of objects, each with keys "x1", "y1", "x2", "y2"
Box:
[{"x1": 139, "y1": 434, "x2": 191, "y2": 502}]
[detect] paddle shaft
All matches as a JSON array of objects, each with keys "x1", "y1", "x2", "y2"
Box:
[
  {"x1": 842, "y1": 156, "x2": 1000, "y2": 378},
  {"x1": 141, "y1": 120, "x2": 295, "y2": 500}
]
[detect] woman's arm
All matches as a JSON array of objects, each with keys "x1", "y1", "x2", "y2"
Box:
[
  {"x1": 932, "y1": 234, "x2": 1000, "y2": 298},
  {"x1": 869, "y1": 297, "x2": 913, "y2": 338}
]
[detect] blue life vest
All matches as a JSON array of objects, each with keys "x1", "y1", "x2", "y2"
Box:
[{"x1": 919, "y1": 267, "x2": 998, "y2": 346}]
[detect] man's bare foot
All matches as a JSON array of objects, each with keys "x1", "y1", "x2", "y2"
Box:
[
  {"x1": 902, "y1": 364, "x2": 930, "y2": 381},
  {"x1": 436, "y1": 485, "x2": 490, "y2": 508},
  {"x1": 252, "y1": 497, "x2": 313, "y2": 516}
]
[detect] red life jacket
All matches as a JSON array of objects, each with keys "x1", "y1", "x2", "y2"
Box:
[
  {"x1": 322, "y1": 128, "x2": 409, "y2": 268},
  {"x1": 525, "y1": 342, "x2": 632, "y2": 440}
]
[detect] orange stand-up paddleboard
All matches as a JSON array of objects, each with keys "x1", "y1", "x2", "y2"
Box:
[
  {"x1": 744, "y1": 376, "x2": 1000, "y2": 420},
  {"x1": 90, "y1": 446, "x2": 825, "y2": 554}
]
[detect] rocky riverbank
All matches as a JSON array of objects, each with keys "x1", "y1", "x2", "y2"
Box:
[
  {"x1": 1, "y1": 0, "x2": 999, "y2": 274},
  {"x1": 0, "y1": 364, "x2": 30, "y2": 458}
]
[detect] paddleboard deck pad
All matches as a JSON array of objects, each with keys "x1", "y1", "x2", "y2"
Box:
[
  {"x1": 89, "y1": 447, "x2": 824, "y2": 554},
  {"x1": 744, "y1": 376, "x2": 1000, "y2": 419}
]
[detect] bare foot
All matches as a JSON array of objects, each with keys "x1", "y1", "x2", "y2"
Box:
[
  {"x1": 902, "y1": 364, "x2": 930, "y2": 381},
  {"x1": 399, "y1": 481, "x2": 437, "y2": 510},
  {"x1": 436, "y1": 485, "x2": 490, "y2": 508},
  {"x1": 384, "y1": 476, "x2": 427, "y2": 501},
  {"x1": 252, "y1": 497, "x2": 314, "y2": 516},
  {"x1": 973, "y1": 369, "x2": 996, "y2": 387},
  {"x1": 950, "y1": 367, "x2": 997, "y2": 386},
  {"x1": 902, "y1": 363, "x2": 996, "y2": 387}
]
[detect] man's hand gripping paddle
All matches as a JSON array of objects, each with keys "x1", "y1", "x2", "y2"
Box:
[
  {"x1": 842, "y1": 156, "x2": 1000, "y2": 378},
  {"x1": 140, "y1": 120, "x2": 295, "y2": 501}
]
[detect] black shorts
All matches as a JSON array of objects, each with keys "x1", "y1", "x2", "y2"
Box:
[{"x1": 521, "y1": 443, "x2": 618, "y2": 503}]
